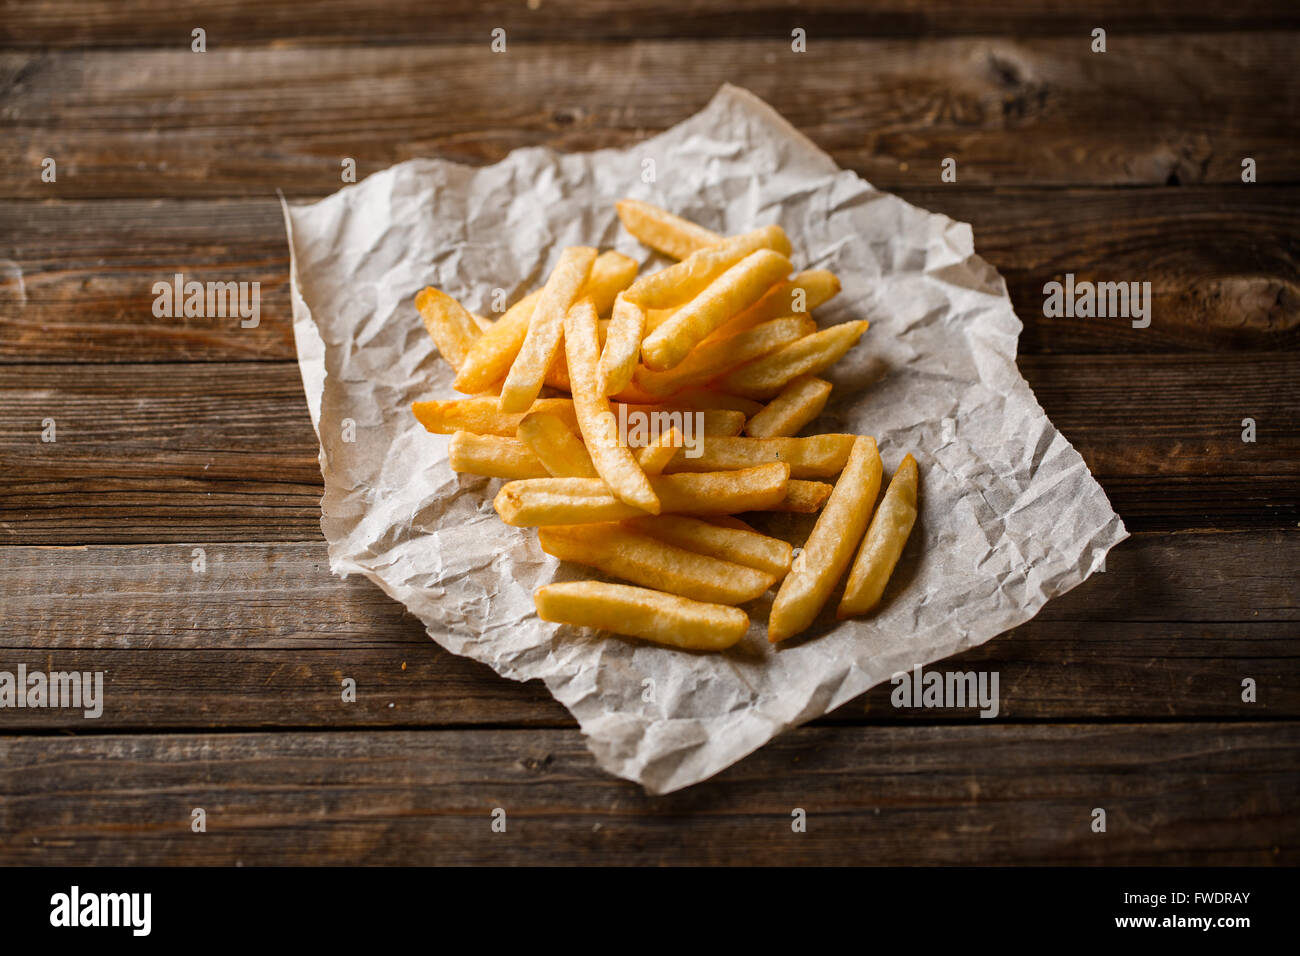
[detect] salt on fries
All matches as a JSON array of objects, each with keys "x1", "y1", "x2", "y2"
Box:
[{"x1": 411, "y1": 199, "x2": 920, "y2": 650}]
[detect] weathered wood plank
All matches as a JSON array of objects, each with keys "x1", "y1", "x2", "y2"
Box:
[
  {"x1": 4, "y1": 1, "x2": 1298, "y2": 47},
  {"x1": 0, "y1": 618, "x2": 1293, "y2": 731},
  {"x1": 3, "y1": 189, "x2": 1296, "y2": 361},
  {"x1": 3, "y1": 35, "x2": 1296, "y2": 197},
  {"x1": 2, "y1": 532, "x2": 1294, "y2": 649},
  {"x1": 2, "y1": 357, "x2": 1294, "y2": 541},
  {"x1": 1, "y1": 723, "x2": 1295, "y2": 864}
]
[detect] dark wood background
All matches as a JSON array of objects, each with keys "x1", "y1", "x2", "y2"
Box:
[{"x1": 0, "y1": 1, "x2": 1297, "y2": 865}]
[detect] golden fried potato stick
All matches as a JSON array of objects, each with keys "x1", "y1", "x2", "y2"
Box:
[
  {"x1": 471, "y1": 313, "x2": 495, "y2": 333},
  {"x1": 634, "y1": 426, "x2": 683, "y2": 476},
  {"x1": 448, "y1": 432, "x2": 551, "y2": 480},
  {"x1": 744, "y1": 376, "x2": 833, "y2": 438},
  {"x1": 707, "y1": 515, "x2": 758, "y2": 532},
  {"x1": 598, "y1": 293, "x2": 646, "y2": 396},
  {"x1": 517, "y1": 411, "x2": 598, "y2": 478},
  {"x1": 633, "y1": 316, "x2": 815, "y2": 399},
  {"x1": 454, "y1": 252, "x2": 632, "y2": 394},
  {"x1": 723, "y1": 320, "x2": 870, "y2": 398},
  {"x1": 709, "y1": 269, "x2": 842, "y2": 339},
  {"x1": 837, "y1": 454, "x2": 919, "y2": 618},
  {"x1": 655, "y1": 389, "x2": 764, "y2": 418},
  {"x1": 538, "y1": 524, "x2": 776, "y2": 604},
  {"x1": 493, "y1": 462, "x2": 791, "y2": 526},
  {"x1": 534, "y1": 580, "x2": 749, "y2": 651},
  {"x1": 500, "y1": 246, "x2": 598, "y2": 412},
  {"x1": 584, "y1": 251, "x2": 639, "y2": 316},
  {"x1": 772, "y1": 479, "x2": 834, "y2": 513},
  {"x1": 415, "y1": 287, "x2": 481, "y2": 371},
  {"x1": 664, "y1": 434, "x2": 855, "y2": 479},
  {"x1": 414, "y1": 396, "x2": 578, "y2": 436},
  {"x1": 768, "y1": 436, "x2": 883, "y2": 642},
  {"x1": 623, "y1": 514, "x2": 793, "y2": 578},
  {"x1": 624, "y1": 225, "x2": 792, "y2": 310},
  {"x1": 564, "y1": 297, "x2": 660, "y2": 513},
  {"x1": 641, "y1": 249, "x2": 793, "y2": 370},
  {"x1": 414, "y1": 398, "x2": 741, "y2": 438},
  {"x1": 615, "y1": 199, "x2": 722, "y2": 260}
]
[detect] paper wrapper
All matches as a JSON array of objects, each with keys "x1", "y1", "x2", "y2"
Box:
[{"x1": 281, "y1": 85, "x2": 1128, "y2": 794}]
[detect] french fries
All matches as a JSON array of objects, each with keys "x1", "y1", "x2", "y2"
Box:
[
  {"x1": 837, "y1": 454, "x2": 919, "y2": 618},
  {"x1": 409, "y1": 197, "x2": 921, "y2": 652},
  {"x1": 564, "y1": 297, "x2": 660, "y2": 513},
  {"x1": 625, "y1": 225, "x2": 791, "y2": 310},
  {"x1": 769, "y1": 436, "x2": 884, "y2": 642},
  {"x1": 709, "y1": 268, "x2": 842, "y2": 339},
  {"x1": 534, "y1": 581, "x2": 748, "y2": 651},
  {"x1": 517, "y1": 411, "x2": 598, "y2": 478},
  {"x1": 615, "y1": 199, "x2": 722, "y2": 260},
  {"x1": 723, "y1": 320, "x2": 870, "y2": 398},
  {"x1": 500, "y1": 246, "x2": 598, "y2": 412},
  {"x1": 664, "y1": 434, "x2": 855, "y2": 479},
  {"x1": 493, "y1": 463, "x2": 791, "y2": 526},
  {"x1": 416, "y1": 287, "x2": 481, "y2": 371},
  {"x1": 633, "y1": 315, "x2": 815, "y2": 399},
  {"x1": 449, "y1": 432, "x2": 550, "y2": 480},
  {"x1": 538, "y1": 524, "x2": 776, "y2": 604},
  {"x1": 641, "y1": 249, "x2": 793, "y2": 370},
  {"x1": 598, "y1": 293, "x2": 647, "y2": 396},
  {"x1": 745, "y1": 376, "x2": 833, "y2": 438},
  {"x1": 635, "y1": 426, "x2": 683, "y2": 476},
  {"x1": 624, "y1": 514, "x2": 793, "y2": 578}
]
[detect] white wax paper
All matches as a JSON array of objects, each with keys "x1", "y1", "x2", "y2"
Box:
[{"x1": 281, "y1": 85, "x2": 1127, "y2": 794}]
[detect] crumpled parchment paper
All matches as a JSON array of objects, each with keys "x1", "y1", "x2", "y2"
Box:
[{"x1": 281, "y1": 85, "x2": 1128, "y2": 794}]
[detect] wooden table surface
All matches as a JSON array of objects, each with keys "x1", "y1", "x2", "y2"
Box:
[{"x1": 1, "y1": 1, "x2": 1297, "y2": 865}]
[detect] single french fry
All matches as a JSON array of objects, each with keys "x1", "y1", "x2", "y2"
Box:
[
  {"x1": 598, "y1": 293, "x2": 646, "y2": 396},
  {"x1": 709, "y1": 269, "x2": 842, "y2": 339},
  {"x1": 453, "y1": 289, "x2": 542, "y2": 393},
  {"x1": 837, "y1": 454, "x2": 919, "y2": 618},
  {"x1": 615, "y1": 199, "x2": 722, "y2": 260},
  {"x1": 538, "y1": 524, "x2": 776, "y2": 605},
  {"x1": 771, "y1": 479, "x2": 834, "y2": 513},
  {"x1": 633, "y1": 316, "x2": 815, "y2": 399},
  {"x1": 768, "y1": 437, "x2": 883, "y2": 642},
  {"x1": 635, "y1": 426, "x2": 683, "y2": 476},
  {"x1": 723, "y1": 320, "x2": 869, "y2": 398},
  {"x1": 744, "y1": 376, "x2": 833, "y2": 438},
  {"x1": 517, "y1": 411, "x2": 598, "y2": 478},
  {"x1": 564, "y1": 298, "x2": 660, "y2": 513},
  {"x1": 534, "y1": 580, "x2": 749, "y2": 651},
  {"x1": 665, "y1": 434, "x2": 855, "y2": 479},
  {"x1": 415, "y1": 287, "x2": 481, "y2": 371},
  {"x1": 499, "y1": 246, "x2": 598, "y2": 412},
  {"x1": 583, "y1": 251, "x2": 639, "y2": 315},
  {"x1": 641, "y1": 249, "x2": 794, "y2": 370},
  {"x1": 624, "y1": 225, "x2": 792, "y2": 310},
  {"x1": 623, "y1": 514, "x2": 793, "y2": 578},
  {"x1": 448, "y1": 432, "x2": 551, "y2": 480},
  {"x1": 493, "y1": 462, "x2": 791, "y2": 526},
  {"x1": 414, "y1": 397, "x2": 577, "y2": 436}
]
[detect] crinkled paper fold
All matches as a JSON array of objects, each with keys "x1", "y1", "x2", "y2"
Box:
[{"x1": 282, "y1": 85, "x2": 1127, "y2": 794}]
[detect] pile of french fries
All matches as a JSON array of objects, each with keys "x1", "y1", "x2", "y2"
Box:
[{"x1": 411, "y1": 200, "x2": 918, "y2": 650}]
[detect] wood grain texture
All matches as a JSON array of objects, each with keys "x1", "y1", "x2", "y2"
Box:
[
  {"x1": 3, "y1": 189, "x2": 1296, "y2": 362},
  {"x1": 2, "y1": 723, "x2": 1296, "y2": 865},
  {"x1": 3, "y1": 34, "x2": 1297, "y2": 199},
  {"x1": 2, "y1": 356, "x2": 1295, "y2": 542},
  {"x1": 5, "y1": 1, "x2": 1299, "y2": 47}
]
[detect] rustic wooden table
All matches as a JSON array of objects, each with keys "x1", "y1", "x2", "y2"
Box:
[{"x1": 1, "y1": 2, "x2": 1296, "y2": 865}]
